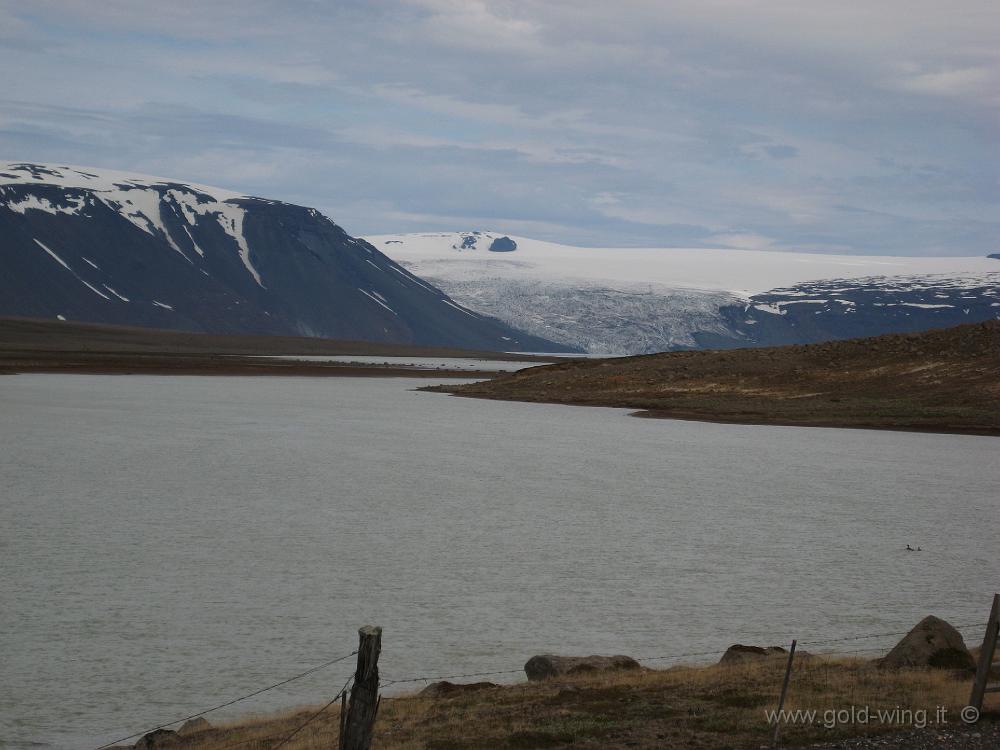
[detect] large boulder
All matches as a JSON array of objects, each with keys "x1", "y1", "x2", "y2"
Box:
[
  {"x1": 419, "y1": 680, "x2": 498, "y2": 698},
  {"x1": 719, "y1": 645, "x2": 789, "y2": 665},
  {"x1": 524, "y1": 654, "x2": 640, "y2": 682},
  {"x1": 878, "y1": 616, "x2": 975, "y2": 670}
]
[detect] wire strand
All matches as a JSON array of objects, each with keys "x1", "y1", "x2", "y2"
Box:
[
  {"x1": 90, "y1": 618, "x2": 993, "y2": 748},
  {"x1": 635, "y1": 648, "x2": 728, "y2": 663},
  {"x1": 268, "y1": 674, "x2": 354, "y2": 750},
  {"x1": 799, "y1": 622, "x2": 986, "y2": 646},
  {"x1": 92, "y1": 650, "x2": 357, "y2": 750}
]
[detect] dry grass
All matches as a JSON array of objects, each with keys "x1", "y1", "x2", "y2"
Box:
[
  {"x1": 432, "y1": 321, "x2": 1000, "y2": 434},
  {"x1": 165, "y1": 656, "x2": 997, "y2": 750}
]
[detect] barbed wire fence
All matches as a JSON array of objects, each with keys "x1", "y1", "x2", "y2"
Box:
[
  {"x1": 93, "y1": 620, "x2": 993, "y2": 750},
  {"x1": 92, "y1": 650, "x2": 358, "y2": 750}
]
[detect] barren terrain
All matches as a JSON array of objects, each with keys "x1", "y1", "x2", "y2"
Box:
[{"x1": 431, "y1": 322, "x2": 1000, "y2": 435}]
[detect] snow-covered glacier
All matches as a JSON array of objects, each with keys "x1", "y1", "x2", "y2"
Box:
[{"x1": 366, "y1": 231, "x2": 1000, "y2": 353}]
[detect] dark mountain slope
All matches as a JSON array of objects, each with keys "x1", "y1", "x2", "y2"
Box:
[{"x1": 0, "y1": 163, "x2": 571, "y2": 352}]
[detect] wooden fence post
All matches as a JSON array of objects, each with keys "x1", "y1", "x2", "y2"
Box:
[
  {"x1": 342, "y1": 626, "x2": 382, "y2": 750},
  {"x1": 969, "y1": 594, "x2": 1000, "y2": 715},
  {"x1": 771, "y1": 640, "x2": 797, "y2": 750},
  {"x1": 338, "y1": 691, "x2": 348, "y2": 748}
]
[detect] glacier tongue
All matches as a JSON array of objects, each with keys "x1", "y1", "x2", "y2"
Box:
[
  {"x1": 411, "y1": 273, "x2": 740, "y2": 353},
  {"x1": 370, "y1": 231, "x2": 1000, "y2": 354}
]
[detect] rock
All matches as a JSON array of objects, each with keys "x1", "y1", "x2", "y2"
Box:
[
  {"x1": 523, "y1": 654, "x2": 640, "y2": 681},
  {"x1": 719, "y1": 644, "x2": 789, "y2": 665},
  {"x1": 878, "y1": 616, "x2": 975, "y2": 670},
  {"x1": 488, "y1": 236, "x2": 517, "y2": 252},
  {"x1": 177, "y1": 717, "x2": 211, "y2": 736},
  {"x1": 133, "y1": 729, "x2": 180, "y2": 749},
  {"x1": 419, "y1": 680, "x2": 498, "y2": 698}
]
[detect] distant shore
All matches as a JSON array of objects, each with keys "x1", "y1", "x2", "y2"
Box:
[
  {"x1": 0, "y1": 316, "x2": 560, "y2": 378},
  {"x1": 0, "y1": 353, "x2": 499, "y2": 378},
  {"x1": 429, "y1": 321, "x2": 1000, "y2": 437},
  {"x1": 425, "y1": 389, "x2": 1000, "y2": 436}
]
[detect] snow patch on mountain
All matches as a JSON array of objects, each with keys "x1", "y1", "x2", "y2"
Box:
[
  {"x1": 0, "y1": 162, "x2": 246, "y2": 201},
  {"x1": 1, "y1": 162, "x2": 264, "y2": 286},
  {"x1": 214, "y1": 202, "x2": 262, "y2": 287},
  {"x1": 32, "y1": 238, "x2": 71, "y2": 271},
  {"x1": 7, "y1": 194, "x2": 86, "y2": 216},
  {"x1": 33, "y1": 238, "x2": 112, "y2": 301}
]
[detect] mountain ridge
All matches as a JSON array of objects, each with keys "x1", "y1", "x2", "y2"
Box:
[{"x1": 0, "y1": 163, "x2": 571, "y2": 352}]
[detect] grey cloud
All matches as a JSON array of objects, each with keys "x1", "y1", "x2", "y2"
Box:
[
  {"x1": 763, "y1": 145, "x2": 799, "y2": 160},
  {"x1": 1, "y1": 1, "x2": 997, "y2": 254}
]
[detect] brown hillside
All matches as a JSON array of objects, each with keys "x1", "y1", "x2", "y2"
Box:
[{"x1": 433, "y1": 321, "x2": 1000, "y2": 435}]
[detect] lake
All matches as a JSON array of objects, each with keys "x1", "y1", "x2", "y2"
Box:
[{"x1": 1, "y1": 374, "x2": 997, "y2": 749}]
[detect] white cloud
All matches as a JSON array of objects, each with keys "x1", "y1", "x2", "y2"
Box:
[
  {"x1": 402, "y1": 0, "x2": 543, "y2": 54},
  {"x1": 897, "y1": 67, "x2": 995, "y2": 98},
  {"x1": 2, "y1": 1, "x2": 998, "y2": 254}
]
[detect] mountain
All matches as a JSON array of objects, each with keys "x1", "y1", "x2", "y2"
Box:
[
  {"x1": 366, "y1": 231, "x2": 1000, "y2": 354},
  {"x1": 0, "y1": 164, "x2": 569, "y2": 352}
]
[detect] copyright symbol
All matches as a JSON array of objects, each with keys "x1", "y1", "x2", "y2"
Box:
[{"x1": 960, "y1": 705, "x2": 980, "y2": 724}]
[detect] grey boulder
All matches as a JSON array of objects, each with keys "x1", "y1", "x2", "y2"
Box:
[
  {"x1": 878, "y1": 616, "x2": 975, "y2": 670},
  {"x1": 419, "y1": 681, "x2": 498, "y2": 698},
  {"x1": 524, "y1": 654, "x2": 640, "y2": 682},
  {"x1": 719, "y1": 645, "x2": 790, "y2": 665}
]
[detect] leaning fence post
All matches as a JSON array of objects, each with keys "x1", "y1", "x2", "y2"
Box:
[
  {"x1": 339, "y1": 690, "x2": 348, "y2": 748},
  {"x1": 969, "y1": 593, "x2": 1000, "y2": 715},
  {"x1": 771, "y1": 639, "x2": 797, "y2": 750},
  {"x1": 342, "y1": 625, "x2": 382, "y2": 750}
]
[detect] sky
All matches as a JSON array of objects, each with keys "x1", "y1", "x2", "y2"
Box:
[{"x1": 1, "y1": 1, "x2": 997, "y2": 255}]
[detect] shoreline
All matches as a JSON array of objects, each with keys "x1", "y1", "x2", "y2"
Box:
[
  {"x1": 88, "y1": 652, "x2": 999, "y2": 750},
  {"x1": 632, "y1": 406, "x2": 1000, "y2": 437},
  {"x1": 426, "y1": 390, "x2": 1000, "y2": 436},
  {"x1": 7, "y1": 353, "x2": 997, "y2": 436},
  {"x1": 0, "y1": 356, "x2": 498, "y2": 378},
  {"x1": 426, "y1": 322, "x2": 1000, "y2": 438}
]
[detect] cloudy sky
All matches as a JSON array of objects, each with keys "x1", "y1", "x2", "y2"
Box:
[{"x1": 1, "y1": 1, "x2": 997, "y2": 254}]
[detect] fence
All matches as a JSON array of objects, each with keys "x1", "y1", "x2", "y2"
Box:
[{"x1": 92, "y1": 614, "x2": 996, "y2": 750}]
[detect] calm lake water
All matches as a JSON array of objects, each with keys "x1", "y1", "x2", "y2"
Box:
[{"x1": 2, "y1": 374, "x2": 998, "y2": 749}]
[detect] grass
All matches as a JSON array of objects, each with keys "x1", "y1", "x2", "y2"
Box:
[{"x1": 163, "y1": 655, "x2": 997, "y2": 749}]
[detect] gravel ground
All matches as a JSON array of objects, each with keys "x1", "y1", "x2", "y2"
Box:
[{"x1": 803, "y1": 718, "x2": 1000, "y2": 748}]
